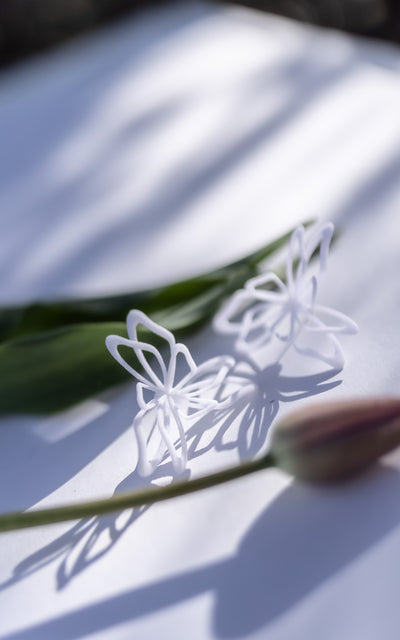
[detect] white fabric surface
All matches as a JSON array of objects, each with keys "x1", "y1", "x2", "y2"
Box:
[{"x1": 1, "y1": 2, "x2": 400, "y2": 639}]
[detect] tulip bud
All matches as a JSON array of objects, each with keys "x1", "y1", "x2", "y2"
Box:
[{"x1": 270, "y1": 397, "x2": 400, "y2": 483}]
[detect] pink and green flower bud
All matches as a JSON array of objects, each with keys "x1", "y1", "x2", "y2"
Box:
[{"x1": 270, "y1": 397, "x2": 400, "y2": 483}]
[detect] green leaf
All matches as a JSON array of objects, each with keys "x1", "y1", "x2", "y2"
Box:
[
  {"x1": 0, "y1": 324, "x2": 129, "y2": 414},
  {"x1": 0, "y1": 226, "x2": 301, "y2": 414},
  {"x1": 0, "y1": 272, "x2": 249, "y2": 415},
  {"x1": 0, "y1": 226, "x2": 297, "y2": 343}
]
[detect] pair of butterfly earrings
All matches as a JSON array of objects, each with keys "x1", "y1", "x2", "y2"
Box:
[{"x1": 106, "y1": 223, "x2": 358, "y2": 477}]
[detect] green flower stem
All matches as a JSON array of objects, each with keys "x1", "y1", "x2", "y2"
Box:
[{"x1": 0, "y1": 454, "x2": 276, "y2": 533}]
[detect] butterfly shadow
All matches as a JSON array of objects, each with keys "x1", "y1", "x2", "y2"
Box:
[
  {"x1": 0, "y1": 460, "x2": 188, "y2": 593},
  {"x1": 0, "y1": 360, "x2": 341, "y2": 593},
  {"x1": 9, "y1": 464, "x2": 400, "y2": 640},
  {"x1": 186, "y1": 358, "x2": 342, "y2": 464}
]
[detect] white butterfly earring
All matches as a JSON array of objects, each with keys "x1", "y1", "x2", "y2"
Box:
[
  {"x1": 106, "y1": 310, "x2": 234, "y2": 476},
  {"x1": 214, "y1": 223, "x2": 358, "y2": 369}
]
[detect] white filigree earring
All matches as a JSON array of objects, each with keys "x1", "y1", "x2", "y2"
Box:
[
  {"x1": 214, "y1": 223, "x2": 358, "y2": 369},
  {"x1": 106, "y1": 310, "x2": 235, "y2": 476}
]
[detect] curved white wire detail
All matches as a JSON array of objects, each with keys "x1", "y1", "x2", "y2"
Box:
[
  {"x1": 214, "y1": 223, "x2": 358, "y2": 369},
  {"x1": 106, "y1": 310, "x2": 235, "y2": 476}
]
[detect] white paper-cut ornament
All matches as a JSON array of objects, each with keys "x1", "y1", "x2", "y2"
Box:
[
  {"x1": 106, "y1": 310, "x2": 234, "y2": 476},
  {"x1": 214, "y1": 223, "x2": 358, "y2": 368}
]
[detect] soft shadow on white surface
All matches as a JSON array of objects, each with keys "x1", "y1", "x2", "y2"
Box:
[
  {"x1": 0, "y1": 2, "x2": 383, "y2": 302},
  {"x1": 0, "y1": 363, "x2": 340, "y2": 594},
  {"x1": 0, "y1": 388, "x2": 135, "y2": 513},
  {"x1": 187, "y1": 361, "x2": 341, "y2": 462},
  {"x1": 0, "y1": 512, "x2": 145, "y2": 592},
  {"x1": 0, "y1": 460, "x2": 190, "y2": 593},
  {"x1": 3, "y1": 466, "x2": 400, "y2": 640},
  {"x1": 3, "y1": 3, "x2": 400, "y2": 639},
  {"x1": 0, "y1": 504, "x2": 148, "y2": 593}
]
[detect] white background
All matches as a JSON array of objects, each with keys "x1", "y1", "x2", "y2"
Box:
[{"x1": 1, "y1": 2, "x2": 400, "y2": 638}]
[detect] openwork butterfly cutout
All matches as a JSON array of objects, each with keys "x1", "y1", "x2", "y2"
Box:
[
  {"x1": 214, "y1": 223, "x2": 358, "y2": 368},
  {"x1": 106, "y1": 311, "x2": 234, "y2": 476}
]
